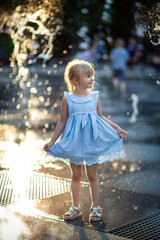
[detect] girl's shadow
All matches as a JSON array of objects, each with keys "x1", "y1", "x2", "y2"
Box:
[
  {"x1": 90, "y1": 218, "x2": 108, "y2": 239},
  {"x1": 90, "y1": 217, "x2": 106, "y2": 231},
  {"x1": 64, "y1": 216, "x2": 108, "y2": 240},
  {"x1": 64, "y1": 216, "x2": 88, "y2": 240},
  {"x1": 64, "y1": 215, "x2": 84, "y2": 227}
]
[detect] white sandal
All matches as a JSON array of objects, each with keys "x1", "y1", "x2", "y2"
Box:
[
  {"x1": 63, "y1": 206, "x2": 82, "y2": 220},
  {"x1": 89, "y1": 206, "x2": 102, "y2": 222}
]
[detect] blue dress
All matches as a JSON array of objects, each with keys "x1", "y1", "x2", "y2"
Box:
[{"x1": 48, "y1": 91, "x2": 126, "y2": 166}]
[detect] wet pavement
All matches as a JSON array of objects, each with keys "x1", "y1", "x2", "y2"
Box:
[{"x1": 0, "y1": 63, "x2": 160, "y2": 239}]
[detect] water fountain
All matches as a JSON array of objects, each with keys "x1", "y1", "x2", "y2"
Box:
[
  {"x1": 137, "y1": 3, "x2": 160, "y2": 46},
  {"x1": 0, "y1": 0, "x2": 66, "y2": 208},
  {"x1": 0, "y1": 1, "x2": 62, "y2": 70}
]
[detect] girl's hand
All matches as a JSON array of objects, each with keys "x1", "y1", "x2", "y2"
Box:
[
  {"x1": 43, "y1": 141, "x2": 53, "y2": 152},
  {"x1": 117, "y1": 127, "x2": 128, "y2": 139}
]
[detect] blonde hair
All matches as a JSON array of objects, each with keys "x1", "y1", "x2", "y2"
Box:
[{"x1": 64, "y1": 59, "x2": 95, "y2": 93}]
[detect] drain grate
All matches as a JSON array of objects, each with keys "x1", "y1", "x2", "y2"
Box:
[
  {"x1": 0, "y1": 171, "x2": 88, "y2": 206},
  {"x1": 107, "y1": 212, "x2": 160, "y2": 240}
]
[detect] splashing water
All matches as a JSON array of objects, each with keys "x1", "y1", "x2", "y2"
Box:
[
  {"x1": 129, "y1": 93, "x2": 139, "y2": 123},
  {"x1": 0, "y1": 3, "x2": 62, "y2": 73},
  {"x1": 138, "y1": 3, "x2": 160, "y2": 46},
  {"x1": 0, "y1": 2, "x2": 63, "y2": 204},
  {"x1": 147, "y1": 11, "x2": 160, "y2": 46}
]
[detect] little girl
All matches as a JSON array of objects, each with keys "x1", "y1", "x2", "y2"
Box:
[{"x1": 43, "y1": 59, "x2": 128, "y2": 222}]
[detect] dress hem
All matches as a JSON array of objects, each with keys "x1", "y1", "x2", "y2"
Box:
[{"x1": 47, "y1": 151, "x2": 126, "y2": 166}]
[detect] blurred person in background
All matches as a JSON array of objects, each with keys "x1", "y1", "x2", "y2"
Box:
[
  {"x1": 127, "y1": 37, "x2": 142, "y2": 68},
  {"x1": 110, "y1": 38, "x2": 130, "y2": 96}
]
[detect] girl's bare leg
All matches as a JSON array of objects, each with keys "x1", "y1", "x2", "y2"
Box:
[
  {"x1": 70, "y1": 163, "x2": 83, "y2": 207},
  {"x1": 86, "y1": 164, "x2": 99, "y2": 207}
]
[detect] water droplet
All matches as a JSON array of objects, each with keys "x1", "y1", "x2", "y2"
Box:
[
  {"x1": 45, "y1": 80, "x2": 49, "y2": 84},
  {"x1": 81, "y1": 8, "x2": 89, "y2": 14},
  {"x1": 25, "y1": 121, "x2": 29, "y2": 126},
  {"x1": 42, "y1": 128, "x2": 46, "y2": 133},
  {"x1": 34, "y1": 73, "x2": 38, "y2": 79},
  {"x1": 30, "y1": 88, "x2": 38, "y2": 94},
  {"x1": 19, "y1": 133, "x2": 24, "y2": 140},
  {"x1": 133, "y1": 206, "x2": 138, "y2": 210},
  {"x1": 6, "y1": 84, "x2": 10, "y2": 89},
  {"x1": 45, "y1": 123, "x2": 49, "y2": 128},
  {"x1": 26, "y1": 82, "x2": 31, "y2": 87},
  {"x1": 39, "y1": 96, "x2": 44, "y2": 102},
  {"x1": 20, "y1": 93, "x2": 23, "y2": 98},
  {"x1": 16, "y1": 104, "x2": 21, "y2": 109},
  {"x1": 47, "y1": 87, "x2": 52, "y2": 92},
  {"x1": 156, "y1": 80, "x2": 160, "y2": 85},
  {"x1": 38, "y1": 81, "x2": 43, "y2": 86},
  {"x1": 121, "y1": 165, "x2": 126, "y2": 170}
]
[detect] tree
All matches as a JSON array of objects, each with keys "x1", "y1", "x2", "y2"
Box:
[{"x1": 108, "y1": 0, "x2": 135, "y2": 41}]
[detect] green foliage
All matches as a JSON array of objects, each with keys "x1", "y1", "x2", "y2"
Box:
[
  {"x1": 62, "y1": 0, "x2": 105, "y2": 37},
  {"x1": 52, "y1": 0, "x2": 106, "y2": 56},
  {"x1": 108, "y1": 0, "x2": 135, "y2": 41}
]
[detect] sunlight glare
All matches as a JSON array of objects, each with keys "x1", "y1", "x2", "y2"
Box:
[{"x1": 0, "y1": 126, "x2": 47, "y2": 205}]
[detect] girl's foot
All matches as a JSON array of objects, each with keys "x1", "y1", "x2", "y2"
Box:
[
  {"x1": 63, "y1": 206, "x2": 82, "y2": 220},
  {"x1": 89, "y1": 206, "x2": 102, "y2": 222}
]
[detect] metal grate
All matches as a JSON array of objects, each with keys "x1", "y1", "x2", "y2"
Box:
[
  {"x1": 107, "y1": 212, "x2": 160, "y2": 240},
  {"x1": 0, "y1": 171, "x2": 88, "y2": 206}
]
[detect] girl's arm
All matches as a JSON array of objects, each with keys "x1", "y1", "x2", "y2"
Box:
[
  {"x1": 97, "y1": 96, "x2": 128, "y2": 139},
  {"x1": 43, "y1": 96, "x2": 68, "y2": 151}
]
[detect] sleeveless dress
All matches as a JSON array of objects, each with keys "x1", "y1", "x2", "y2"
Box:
[{"x1": 47, "y1": 91, "x2": 126, "y2": 166}]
